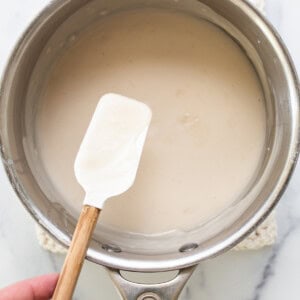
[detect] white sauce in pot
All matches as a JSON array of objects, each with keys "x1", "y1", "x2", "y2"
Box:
[{"x1": 36, "y1": 10, "x2": 266, "y2": 234}]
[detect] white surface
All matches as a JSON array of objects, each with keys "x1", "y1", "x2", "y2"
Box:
[
  {"x1": 74, "y1": 93, "x2": 151, "y2": 208},
  {"x1": 0, "y1": 1, "x2": 299, "y2": 299}
]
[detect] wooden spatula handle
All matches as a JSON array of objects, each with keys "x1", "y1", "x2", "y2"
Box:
[{"x1": 52, "y1": 205, "x2": 100, "y2": 300}]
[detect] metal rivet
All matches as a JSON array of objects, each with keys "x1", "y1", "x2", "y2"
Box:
[
  {"x1": 137, "y1": 292, "x2": 161, "y2": 300},
  {"x1": 102, "y1": 244, "x2": 122, "y2": 253},
  {"x1": 179, "y1": 243, "x2": 198, "y2": 252}
]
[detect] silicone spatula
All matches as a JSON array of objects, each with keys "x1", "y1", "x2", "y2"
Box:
[{"x1": 52, "y1": 93, "x2": 152, "y2": 300}]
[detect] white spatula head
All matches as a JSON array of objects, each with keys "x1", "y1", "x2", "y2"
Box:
[{"x1": 74, "y1": 93, "x2": 152, "y2": 209}]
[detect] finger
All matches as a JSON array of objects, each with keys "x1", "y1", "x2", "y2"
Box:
[{"x1": 0, "y1": 273, "x2": 59, "y2": 300}]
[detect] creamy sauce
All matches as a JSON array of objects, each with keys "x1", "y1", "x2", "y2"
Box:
[{"x1": 36, "y1": 10, "x2": 266, "y2": 234}]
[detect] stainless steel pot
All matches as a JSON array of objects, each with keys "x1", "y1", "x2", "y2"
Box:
[{"x1": 0, "y1": 0, "x2": 299, "y2": 299}]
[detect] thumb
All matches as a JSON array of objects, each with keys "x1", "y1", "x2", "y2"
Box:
[{"x1": 0, "y1": 273, "x2": 59, "y2": 300}]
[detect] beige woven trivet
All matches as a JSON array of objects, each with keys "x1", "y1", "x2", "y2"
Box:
[{"x1": 36, "y1": 0, "x2": 275, "y2": 254}]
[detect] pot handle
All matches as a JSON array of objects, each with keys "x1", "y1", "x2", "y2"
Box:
[{"x1": 106, "y1": 265, "x2": 196, "y2": 300}]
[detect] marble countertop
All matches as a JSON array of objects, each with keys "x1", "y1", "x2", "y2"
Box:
[{"x1": 0, "y1": 0, "x2": 300, "y2": 299}]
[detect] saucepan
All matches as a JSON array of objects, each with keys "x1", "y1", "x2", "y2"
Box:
[{"x1": 0, "y1": 0, "x2": 299, "y2": 299}]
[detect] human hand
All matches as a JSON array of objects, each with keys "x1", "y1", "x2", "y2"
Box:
[{"x1": 0, "y1": 273, "x2": 59, "y2": 300}]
